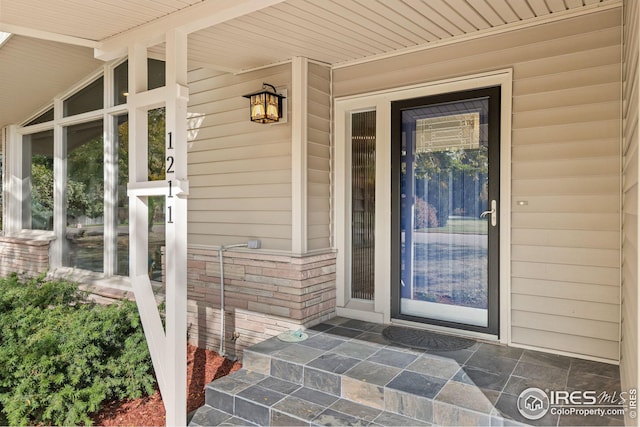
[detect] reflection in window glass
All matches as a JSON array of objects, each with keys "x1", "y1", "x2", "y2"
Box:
[
  {"x1": 114, "y1": 61, "x2": 128, "y2": 106},
  {"x1": 148, "y1": 58, "x2": 166, "y2": 90},
  {"x1": 113, "y1": 59, "x2": 166, "y2": 106},
  {"x1": 63, "y1": 77, "x2": 104, "y2": 117},
  {"x1": 148, "y1": 107, "x2": 166, "y2": 181},
  {"x1": 23, "y1": 131, "x2": 54, "y2": 230},
  {"x1": 63, "y1": 120, "x2": 104, "y2": 272},
  {"x1": 148, "y1": 107, "x2": 165, "y2": 281},
  {"x1": 25, "y1": 108, "x2": 54, "y2": 126}
]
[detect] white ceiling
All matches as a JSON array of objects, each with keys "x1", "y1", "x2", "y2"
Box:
[{"x1": 0, "y1": 0, "x2": 619, "y2": 128}]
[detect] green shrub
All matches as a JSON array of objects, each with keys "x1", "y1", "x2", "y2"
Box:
[{"x1": 0, "y1": 274, "x2": 155, "y2": 426}]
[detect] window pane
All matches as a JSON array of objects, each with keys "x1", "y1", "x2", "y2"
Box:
[
  {"x1": 351, "y1": 111, "x2": 376, "y2": 300},
  {"x1": 148, "y1": 107, "x2": 165, "y2": 281},
  {"x1": 63, "y1": 77, "x2": 104, "y2": 117},
  {"x1": 114, "y1": 61, "x2": 128, "y2": 106},
  {"x1": 63, "y1": 120, "x2": 104, "y2": 272},
  {"x1": 116, "y1": 115, "x2": 129, "y2": 276},
  {"x1": 26, "y1": 108, "x2": 54, "y2": 126},
  {"x1": 113, "y1": 59, "x2": 166, "y2": 106},
  {"x1": 23, "y1": 131, "x2": 54, "y2": 230},
  {"x1": 148, "y1": 58, "x2": 165, "y2": 90}
]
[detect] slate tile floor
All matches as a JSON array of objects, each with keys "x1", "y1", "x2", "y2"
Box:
[{"x1": 190, "y1": 317, "x2": 624, "y2": 426}]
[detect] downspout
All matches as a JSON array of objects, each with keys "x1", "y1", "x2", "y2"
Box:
[{"x1": 218, "y1": 239, "x2": 261, "y2": 356}]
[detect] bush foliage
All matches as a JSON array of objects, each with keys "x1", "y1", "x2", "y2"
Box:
[
  {"x1": 414, "y1": 197, "x2": 439, "y2": 229},
  {"x1": 0, "y1": 274, "x2": 155, "y2": 426}
]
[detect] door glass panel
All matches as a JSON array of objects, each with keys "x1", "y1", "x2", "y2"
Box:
[
  {"x1": 400, "y1": 97, "x2": 490, "y2": 327},
  {"x1": 351, "y1": 110, "x2": 376, "y2": 300}
]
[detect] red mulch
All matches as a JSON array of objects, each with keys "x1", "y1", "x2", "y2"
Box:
[{"x1": 91, "y1": 345, "x2": 242, "y2": 426}]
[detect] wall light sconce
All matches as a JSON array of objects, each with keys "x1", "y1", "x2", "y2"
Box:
[{"x1": 243, "y1": 83, "x2": 286, "y2": 123}]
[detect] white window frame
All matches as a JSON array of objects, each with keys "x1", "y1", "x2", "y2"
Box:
[
  {"x1": 334, "y1": 69, "x2": 513, "y2": 344},
  {"x1": 6, "y1": 60, "x2": 131, "y2": 284}
]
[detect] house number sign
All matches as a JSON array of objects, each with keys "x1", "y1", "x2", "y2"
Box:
[{"x1": 167, "y1": 131, "x2": 174, "y2": 224}]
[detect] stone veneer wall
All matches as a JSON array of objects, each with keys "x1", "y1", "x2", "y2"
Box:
[
  {"x1": 0, "y1": 236, "x2": 51, "y2": 277},
  {"x1": 185, "y1": 246, "x2": 337, "y2": 358}
]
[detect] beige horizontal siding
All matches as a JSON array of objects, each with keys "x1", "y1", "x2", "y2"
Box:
[
  {"x1": 512, "y1": 261, "x2": 619, "y2": 287},
  {"x1": 512, "y1": 121, "x2": 620, "y2": 148},
  {"x1": 511, "y1": 327, "x2": 619, "y2": 361},
  {"x1": 512, "y1": 229, "x2": 619, "y2": 249},
  {"x1": 189, "y1": 198, "x2": 290, "y2": 212},
  {"x1": 307, "y1": 62, "x2": 331, "y2": 251},
  {"x1": 512, "y1": 278, "x2": 619, "y2": 304},
  {"x1": 187, "y1": 64, "x2": 292, "y2": 250},
  {"x1": 188, "y1": 211, "x2": 291, "y2": 225},
  {"x1": 512, "y1": 156, "x2": 620, "y2": 179},
  {"x1": 334, "y1": 8, "x2": 622, "y2": 361},
  {"x1": 512, "y1": 138, "x2": 619, "y2": 160},
  {"x1": 621, "y1": 0, "x2": 640, "y2": 406},
  {"x1": 512, "y1": 311, "x2": 619, "y2": 342}
]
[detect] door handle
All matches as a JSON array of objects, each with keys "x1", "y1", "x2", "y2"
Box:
[{"x1": 480, "y1": 200, "x2": 497, "y2": 227}]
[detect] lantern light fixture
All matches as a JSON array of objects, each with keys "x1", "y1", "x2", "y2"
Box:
[{"x1": 243, "y1": 83, "x2": 285, "y2": 123}]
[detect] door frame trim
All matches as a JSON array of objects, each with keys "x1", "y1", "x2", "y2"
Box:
[{"x1": 334, "y1": 69, "x2": 512, "y2": 344}]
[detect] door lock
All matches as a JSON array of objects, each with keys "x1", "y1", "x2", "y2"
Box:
[{"x1": 480, "y1": 199, "x2": 497, "y2": 227}]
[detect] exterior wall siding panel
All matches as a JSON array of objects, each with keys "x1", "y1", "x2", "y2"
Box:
[
  {"x1": 334, "y1": 8, "x2": 622, "y2": 361},
  {"x1": 307, "y1": 62, "x2": 332, "y2": 251},
  {"x1": 187, "y1": 64, "x2": 292, "y2": 250}
]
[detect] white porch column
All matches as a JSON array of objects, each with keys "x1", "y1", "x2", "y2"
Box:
[
  {"x1": 164, "y1": 28, "x2": 189, "y2": 426},
  {"x1": 126, "y1": 34, "x2": 189, "y2": 425},
  {"x1": 291, "y1": 56, "x2": 308, "y2": 255},
  {"x1": 51, "y1": 99, "x2": 65, "y2": 268}
]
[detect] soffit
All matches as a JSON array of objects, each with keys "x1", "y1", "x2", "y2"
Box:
[
  {"x1": 0, "y1": 0, "x2": 204, "y2": 41},
  {"x1": 188, "y1": 0, "x2": 620, "y2": 71},
  {"x1": 0, "y1": 0, "x2": 620, "y2": 128}
]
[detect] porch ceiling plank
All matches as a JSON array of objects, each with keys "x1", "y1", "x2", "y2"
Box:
[
  {"x1": 0, "y1": 0, "x2": 196, "y2": 41},
  {"x1": 545, "y1": 0, "x2": 570, "y2": 13},
  {"x1": 349, "y1": 0, "x2": 432, "y2": 44},
  {"x1": 308, "y1": 0, "x2": 404, "y2": 50},
  {"x1": 467, "y1": 0, "x2": 508, "y2": 26},
  {"x1": 564, "y1": 0, "x2": 584, "y2": 7},
  {"x1": 401, "y1": 0, "x2": 464, "y2": 36},
  {"x1": 312, "y1": 0, "x2": 416, "y2": 48},
  {"x1": 186, "y1": 32, "x2": 279, "y2": 72},
  {"x1": 442, "y1": 0, "x2": 493, "y2": 30},
  {"x1": 254, "y1": 6, "x2": 379, "y2": 57},
  {"x1": 527, "y1": 0, "x2": 552, "y2": 15},
  {"x1": 95, "y1": 0, "x2": 287, "y2": 61},
  {"x1": 265, "y1": 3, "x2": 381, "y2": 55},
  {"x1": 487, "y1": 0, "x2": 522, "y2": 23},
  {"x1": 368, "y1": 0, "x2": 440, "y2": 42},
  {"x1": 271, "y1": 2, "x2": 389, "y2": 52},
  {"x1": 218, "y1": 18, "x2": 353, "y2": 63},
  {"x1": 508, "y1": 0, "x2": 537, "y2": 19},
  {"x1": 424, "y1": 0, "x2": 479, "y2": 33},
  {"x1": 0, "y1": 23, "x2": 98, "y2": 48}
]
